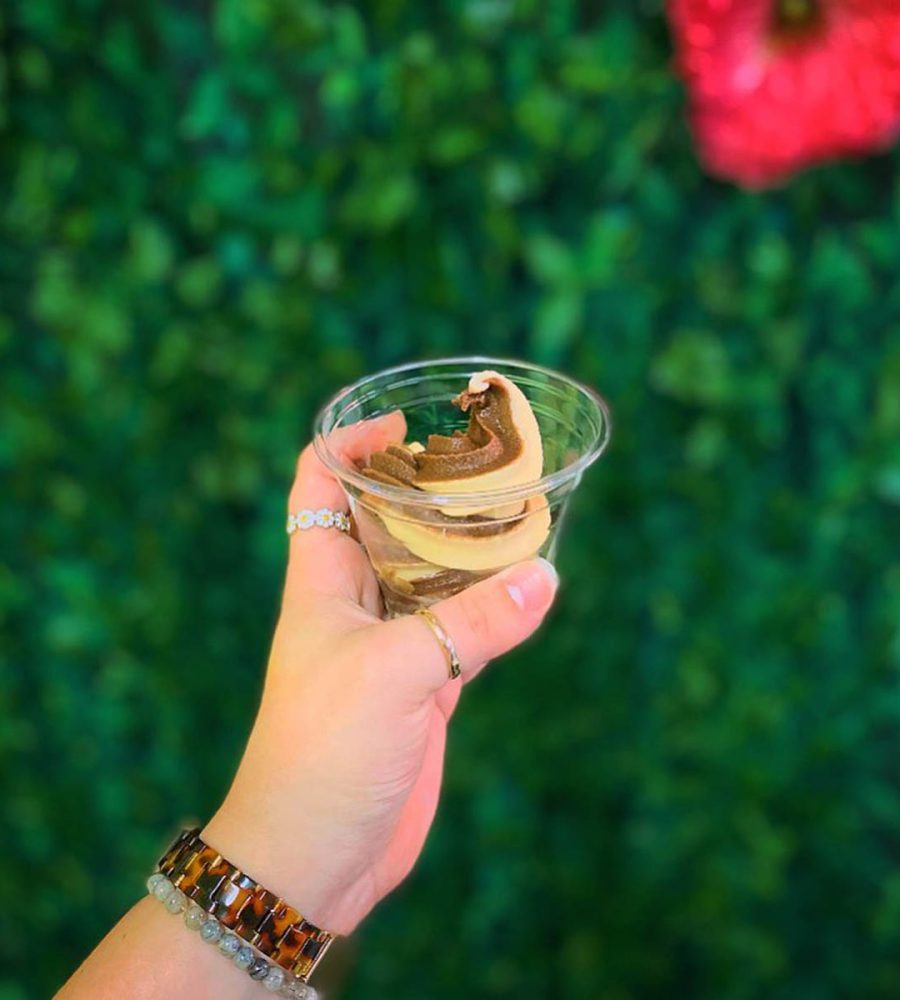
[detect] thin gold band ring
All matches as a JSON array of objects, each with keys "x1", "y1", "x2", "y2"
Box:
[{"x1": 414, "y1": 607, "x2": 462, "y2": 680}]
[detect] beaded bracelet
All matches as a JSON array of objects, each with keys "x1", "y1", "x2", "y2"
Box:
[
  {"x1": 147, "y1": 873, "x2": 316, "y2": 997},
  {"x1": 155, "y1": 828, "x2": 333, "y2": 980}
]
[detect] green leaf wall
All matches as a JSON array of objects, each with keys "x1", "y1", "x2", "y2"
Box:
[{"x1": 3, "y1": 1, "x2": 900, "y2": 996}]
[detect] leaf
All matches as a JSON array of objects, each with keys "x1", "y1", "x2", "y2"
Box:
[
  {"x1": 650, "y1": 330, "x2": 735, "y2": 407},
  {"x1": 175, "y1": 258, "x2": 223, "y2": 307},
  {"x1": 524, "y1": 234, "x2": 577, "y2": 287},
  {"x1": 129, "y1": 219, "x2": 174, "y2": 283},
  {"x1": 532, "y1": 290, "x2": 582, "y2": 357}
]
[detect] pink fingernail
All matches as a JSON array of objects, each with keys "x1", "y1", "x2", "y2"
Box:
[{"x1": 502, "y1": 558, "x2": 559, "y2": 613}]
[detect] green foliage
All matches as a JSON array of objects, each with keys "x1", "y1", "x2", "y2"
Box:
[{"x1": 3, "y1": 1, "x2": 900, "y2": 997}]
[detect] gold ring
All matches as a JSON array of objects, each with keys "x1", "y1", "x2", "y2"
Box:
[{"x1": 414, "y1": 607, "x2": 462, "y2": 680}]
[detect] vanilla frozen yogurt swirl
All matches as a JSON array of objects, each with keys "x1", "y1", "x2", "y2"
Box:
[{"x1": 359, "y1": 370, "x2": 551, "y2": 572}]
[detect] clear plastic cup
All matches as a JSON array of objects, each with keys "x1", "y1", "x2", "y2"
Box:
[{"x1": 313, "y1": 357, "x2": 611, "y2": 616}]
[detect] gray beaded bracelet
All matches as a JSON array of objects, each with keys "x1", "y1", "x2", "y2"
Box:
[{"x1": 147, "y1": 873, "x2": 319, "y2": 999}]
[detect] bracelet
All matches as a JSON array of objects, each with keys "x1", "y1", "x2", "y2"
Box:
[
  {"x1": 152, "y1": 828, "x2": 333, "y2": 982},
  {"x1": 147, "y1": 873, "x2": 317, "y2": 997}
]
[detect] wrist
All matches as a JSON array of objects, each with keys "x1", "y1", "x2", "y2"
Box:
[
  {"x1": 153, "y1": 822, "x2": 336, "y2": 991},
  {"x1": 201, "y1": 802, "x2": 373, "y2": 936}
]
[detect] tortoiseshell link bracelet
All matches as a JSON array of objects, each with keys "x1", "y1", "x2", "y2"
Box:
[{"x1": 149, "y1": 828, "x2": 333, "y2": 995}]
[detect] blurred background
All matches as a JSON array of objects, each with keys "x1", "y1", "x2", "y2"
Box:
[{"x1": 4, "y1": 0, "x2": 900, "y2": 997}]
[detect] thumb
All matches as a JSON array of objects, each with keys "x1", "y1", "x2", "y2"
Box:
[{"x1": 376, "y1": 558, "x2": 559, "y2": 697}]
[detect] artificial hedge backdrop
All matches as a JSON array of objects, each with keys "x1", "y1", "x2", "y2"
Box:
[{"x1": 4, "y1": 1, "x2": 900, "y2": 997}]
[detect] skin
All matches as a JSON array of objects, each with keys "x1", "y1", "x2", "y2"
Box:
[{"x1": 59, "y1": 412, "x2": 558, "y2": 999}]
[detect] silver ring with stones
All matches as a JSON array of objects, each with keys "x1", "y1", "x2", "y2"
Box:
[{"x1": 287, "y1": 508, "x2": 351, "y2": 535}]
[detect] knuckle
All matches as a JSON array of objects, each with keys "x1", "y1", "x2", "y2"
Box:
[{"x1": 456, "y1": 589, "x2": 495, "y2": 646}]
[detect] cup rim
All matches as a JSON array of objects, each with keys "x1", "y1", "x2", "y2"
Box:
[{"x1": 312, "y1": 356, "x2": 612, "y2": 510}]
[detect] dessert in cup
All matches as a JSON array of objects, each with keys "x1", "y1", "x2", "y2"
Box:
[{"x1": 313, "y1": 359, "x2": 610, "y2": 616}]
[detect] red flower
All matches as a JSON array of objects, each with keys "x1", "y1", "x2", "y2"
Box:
[{"x1": 668, "y1": 0, "x2": 900, "y2": 187}]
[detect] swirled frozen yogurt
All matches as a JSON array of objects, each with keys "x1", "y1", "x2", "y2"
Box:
[{"x1": 356, "y1": 370, "x2": 551, "y2": 609}]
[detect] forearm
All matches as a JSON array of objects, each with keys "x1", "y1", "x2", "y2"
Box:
[
  {"x1": 58, "y1": 897, "x2": 260, "y2": 1000},
  {"x1": 57, "y1": 422, "x2": 558, "y2": 998}
]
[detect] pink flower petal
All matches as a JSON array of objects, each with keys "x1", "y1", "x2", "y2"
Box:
[{"x1": 668, "y1": 0, "x2": 900, "y2": 186}]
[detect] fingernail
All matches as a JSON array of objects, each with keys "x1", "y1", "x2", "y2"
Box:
[
  {"x1": 502, "y1": 558, "x2": 559, "y2": 613},
  {"x1": 536, "y1": 557, "x2": 559, "y2": 589}
]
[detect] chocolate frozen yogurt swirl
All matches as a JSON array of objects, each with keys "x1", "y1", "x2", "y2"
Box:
[{"x1": 357, "y1": 370, "x2": 551, "y2": 579}]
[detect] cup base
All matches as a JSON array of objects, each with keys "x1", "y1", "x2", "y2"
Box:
[
  {"x1": 372, "y1": 560, "x2": 489, "y2": 616},
  {"x1": 377, "y1": 582, "x2": 433, "y2": 618}
]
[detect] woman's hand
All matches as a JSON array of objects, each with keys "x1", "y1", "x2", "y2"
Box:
[{"x1": 203, "y1": 412, "x2": 559, "y2": 934}]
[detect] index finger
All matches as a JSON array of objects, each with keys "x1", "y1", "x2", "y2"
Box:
[
  {"x1": 285, "y1": 410, "x2": 407, "y2": 597},
  {"x1": 288, "y1": 410, "x2": 406, "y2": 515}
]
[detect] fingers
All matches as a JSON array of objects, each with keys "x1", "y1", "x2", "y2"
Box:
[
  {"x1": 376, "y1": 558, "x2": 559, "y2": 699},
  {"x1": 288, "y1": 410, "x2": 406, "y2": 515},
  {"x1": 285, "y1": 410, "x2": 406, "y2": 603}
]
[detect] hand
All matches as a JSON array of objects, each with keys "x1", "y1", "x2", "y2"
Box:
[{"x1": 203, "y1": 412, "x2": 559, "y2": 934}]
